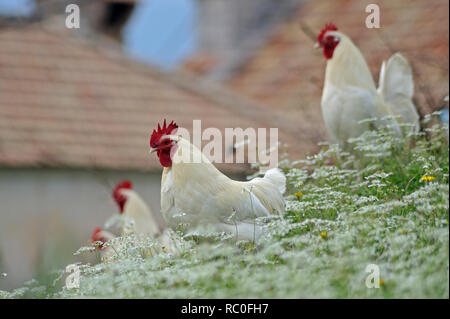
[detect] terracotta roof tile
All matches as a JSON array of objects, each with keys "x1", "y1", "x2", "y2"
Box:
[{"x1": 0, "y1": 25, "x2": 299, "y2": 172}]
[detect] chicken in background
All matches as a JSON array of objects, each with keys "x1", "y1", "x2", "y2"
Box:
[
  {"x1": 96, "y1": 181, "x2": 181, "y2": 259},
  {"x1": 90, "y1": 227, "x2": 117, "y2": 262},
  {"x1": 316, "y1": 23, "x2": 420, "y2": 147},
  {"x1": 108, "y1": 180, "x2": 163, "y2": 237},
  {"x1": 149, "y1": 120, "x2": 286, "y2": 241},
  {"x1": 90, "y1": 225, "x2": 181, "y2": 262}
]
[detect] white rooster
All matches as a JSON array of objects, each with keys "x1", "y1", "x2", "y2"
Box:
[
  {"x1": 149, "y1": 120, "x2": 286, "y2": 241},
  {"x1": 316, "y1": 23, "x2": 420, "y2": 147}
]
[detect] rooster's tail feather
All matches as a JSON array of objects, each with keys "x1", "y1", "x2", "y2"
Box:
[
  {"x1": 378, "y1": 53, "x2": 420, "y2": 131},
  {"x1": 263, "y1": 167, "x2": 286, "y2": 194}
]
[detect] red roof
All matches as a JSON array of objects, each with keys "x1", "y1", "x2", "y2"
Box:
[
  {"x1": 0, "y1": 25, "x2": 299, "y2": 172},
  {"x1": 228, "y1": 0, "x2": 449, "y2": 148}
]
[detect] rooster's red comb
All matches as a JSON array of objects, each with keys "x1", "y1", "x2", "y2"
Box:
[
  {"x1": 150, "y1": 119, "x2": 178, "y2": 148},
  {"x1": 113, "y1": 180, "x2": 132, "y2": 200},
  {"x1": 317, "y1": 22, "x2": 338, "y2": 42}
]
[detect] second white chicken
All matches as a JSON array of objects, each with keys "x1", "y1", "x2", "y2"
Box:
[{"x1": 316, "y1": 23, "x2": 419, "y2": 147}]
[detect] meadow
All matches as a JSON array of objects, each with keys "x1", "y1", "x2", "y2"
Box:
[{"x1": 1, "y1": 114, "x2": 448, "y2": 299}]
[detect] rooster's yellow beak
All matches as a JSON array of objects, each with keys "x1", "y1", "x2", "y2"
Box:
[
  {"x1": 314, "y1": 42, "x2": 320, "y2": 49},
  {"x1": 149, "y1": 147, "x2": 157, "y2": 154}
]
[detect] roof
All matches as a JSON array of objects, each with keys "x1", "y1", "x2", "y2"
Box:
[
  {"x1": 228, "y1": 0, "x2": 449, "y2": 147},
  {"x1": 0, "y1": 22, "x2": 299, "y2": 173}
]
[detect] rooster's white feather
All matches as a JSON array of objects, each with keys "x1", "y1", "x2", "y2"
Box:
[{"x1": 160, "y1": 136, "x2": 285, "y2": 240}]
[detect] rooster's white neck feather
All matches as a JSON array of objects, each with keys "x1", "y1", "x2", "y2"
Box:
[{"x1": 324, "y1": 31, "x2": 376, "y2": 92}]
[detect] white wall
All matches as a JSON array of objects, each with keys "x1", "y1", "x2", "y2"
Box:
[{"x1": 0, "y1": 167, "x2": 162, "y2": 290}]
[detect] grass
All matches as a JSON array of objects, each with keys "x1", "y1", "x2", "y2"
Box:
[{"x1": 1, "y1": 115, "x2": 448, "y2": 299}]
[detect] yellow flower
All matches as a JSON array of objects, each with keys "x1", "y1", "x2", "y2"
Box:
[
  {"x1": 379, "y1": 279, "x2": 385, "y2": 287},
  {"x1": 399, "y1": 229, "x2": 406, "y2": 235},
  {"x1": 320, "y1": 231, "x2": 327, "y2": 238},
  {"x1": 421, "y1": 176, "x2": 436, "y2": 182},
  {"x1": 295, "y1": 192, "x2": 304, "y2": 198}
]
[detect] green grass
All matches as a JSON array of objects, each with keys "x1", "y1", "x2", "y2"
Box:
[{"x1": 1, "y1": 115, "x2": 448, "y2": 299}]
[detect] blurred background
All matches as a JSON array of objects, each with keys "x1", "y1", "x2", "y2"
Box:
[{"x1": 0, "y1": 0, "x2": 448, "y2": 290}]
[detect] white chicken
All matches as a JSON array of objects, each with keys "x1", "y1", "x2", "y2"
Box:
[
  {"x1": 100, "y1": 181, "x2": 180, "y2": 256},
  {"x1": 90, "y1": 227, "x2": 118, "y2": 262},
  {"x1": 110, "y1": 180, "x2": 162, "y2": 237},
  {"x1": 317, "y1": 23, "x2": 420, "y2": 147},
  {"x1": 149, "y1": 120, "x2": 286, "y2": 241}
]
